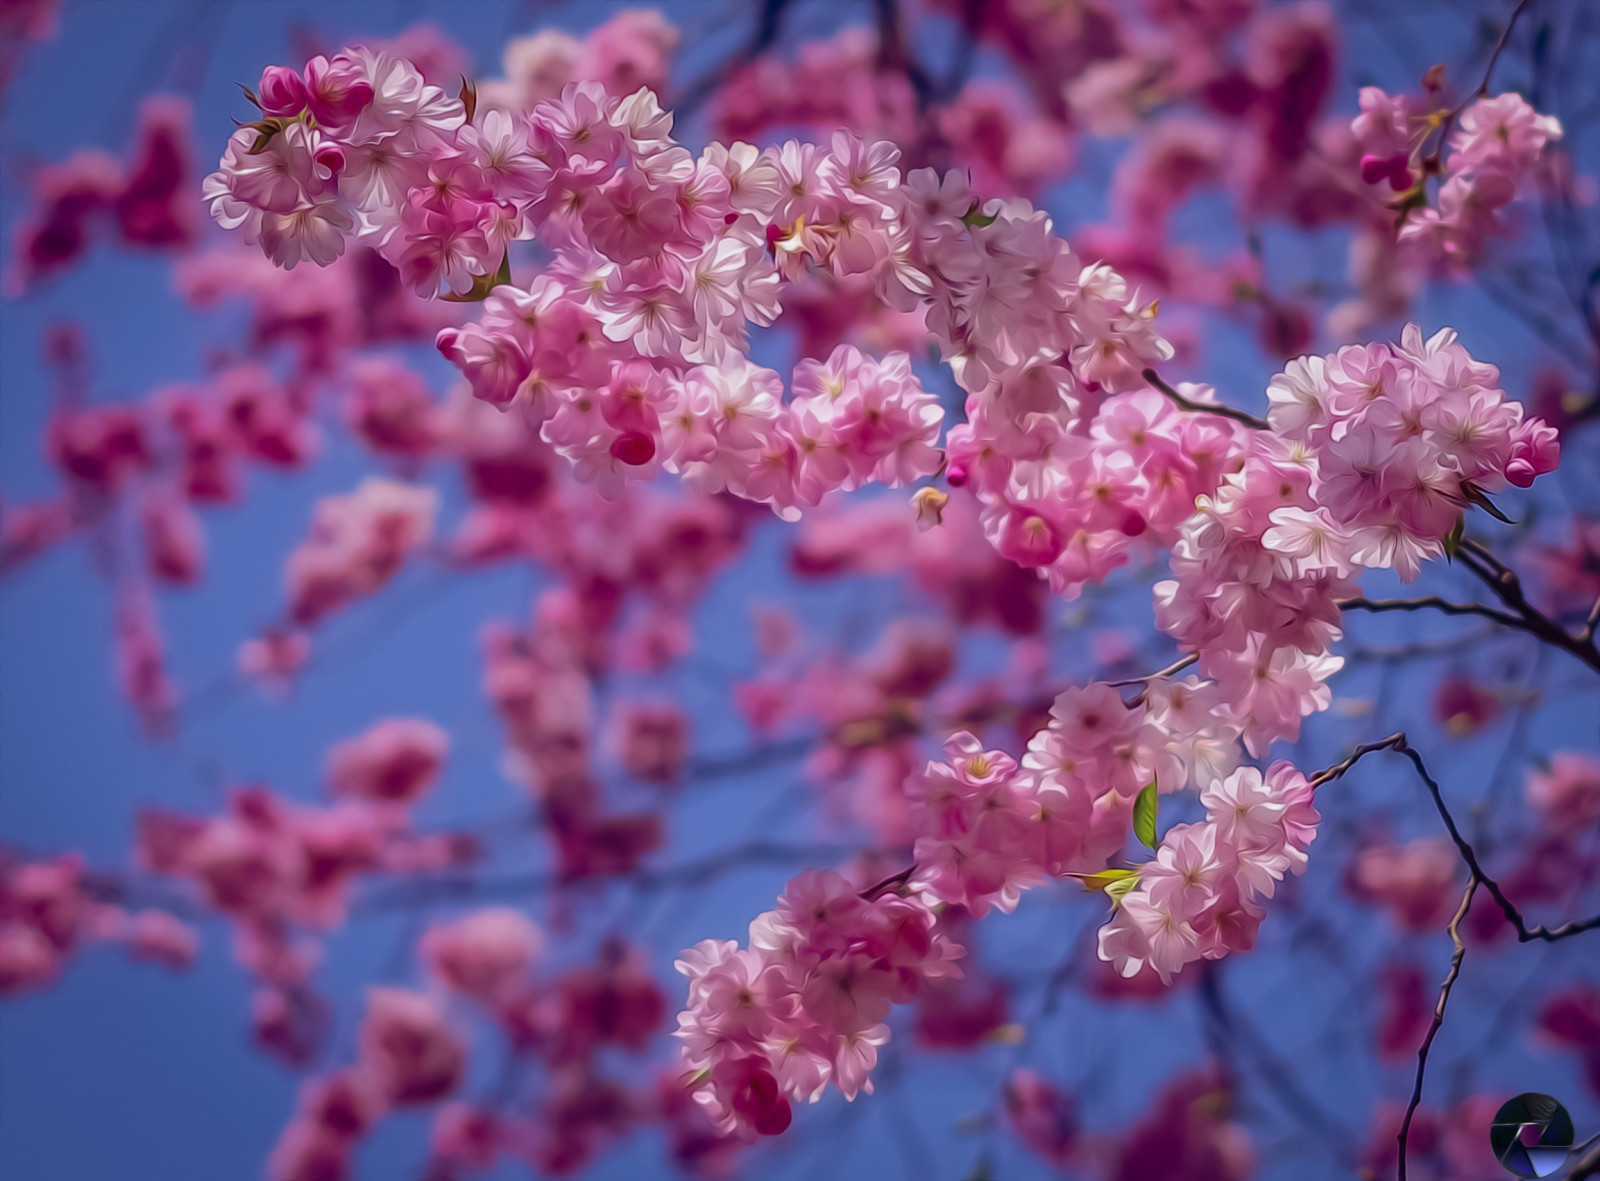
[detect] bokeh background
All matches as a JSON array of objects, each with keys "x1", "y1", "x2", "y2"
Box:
[{"x1": 2, "y1": 2, "x2": 1598, "y2": 1179}]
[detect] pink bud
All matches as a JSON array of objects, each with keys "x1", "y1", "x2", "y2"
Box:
[
  {"x1": 610, "y1": 431, "x2": 656, "y2": 466},
  {"x1": 313, "y1": 143, "x2": 346, "y2": 182},
  {"x1": 1360, "y1": 152, "x2": 1413, "y2": 190},
  {"x1": 945, "y1": 463, "x2": 968, "y2": 488},
  {"x1": 303, "y1": 54, "x2": 374, "y2": 134},
  {"x1": 258, "y1": 66, "x2": 309, "y2": 118}
]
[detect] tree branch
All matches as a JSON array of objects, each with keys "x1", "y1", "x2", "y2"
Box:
[
  {"x1": 1337, "y1": 595, "x2": 1526, "y2": 631},
  {"x1": 1312, "y1": 733, "x2": 1600, "y2": 943},
  {"x1": 669, "y1": 0, "x2": 795, "y2": 118},
  {"x1": 1397, "y1": 879, "x2": 1478, "y2": 1181},
  {"x1": 1142, "y1": 369, "x2": 1270, "y2": 430},
  {"x1": 1452, "y1": 539, "x2": 1600, "y2": 674}
]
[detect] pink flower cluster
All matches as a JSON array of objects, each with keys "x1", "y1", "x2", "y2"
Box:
[
  {"x1": 1098, "y1": 763, "x2": 1319, "y2": 983},
  {"x1": 674, "y1": 869, "x2": 961, "y2": 1138},
  {"x1": 1160, "y1": 325, "x2": 1558, "y2": 753},
  {"x1": 326, "y1": 716, "x2": 450, "y2": 807},
  {"x1": 477, "y1": 10, "x2": 678, "y2": 112},
  {"x1": 0, "y1": 854, "x2": 196, "y2": 995},
  {"x1": 1347, "y1": 837, "x2": 1461, "y2": 933},
  {"x1": 134, "y1": 764, "x2": 478, "y2": 1069},
  {"x1": 6, "y1": 95, "x2": 196, "y2": 294},
  {"x1": 285, "y1": 476, "x2": 436, "y2": 626},
  {"x1": 269, "y1": 896, "x2": 694, "y2": 1181},
  {"x1": 1526, "y1": 751, "x2": 1600, "y2": 828},
  {"x1": 426, "y1": 120, "x2": 952, "y2": 510},
  {"x1": 1267, "y1": 324, "x2": 1560, "y2": 550},
  {"x1": 1353, "y1": 90, "x2": 1565, "y2": 266},
  {"x1": 268, "y1": 987, "x2": 466, "y2": 1181},
  {"x1": 908, "y1": 684, "x2": 1174, "y2": 918},
  {"x1": 900, "y1": 180, "x2": 1207, "y2": 595}
]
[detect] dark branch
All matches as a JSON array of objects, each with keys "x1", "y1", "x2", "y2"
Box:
[
  {"x1": 1452, "y1": 540, "x2": 1600, "y2": 674},
  {"x1": 1142, "y1": 369, "x2": 1270, "y2": 431},
  {"x1": 1397, "y1": 880, "x2": 1477, "y2": 1181},
  {"x1": 860, "y1": 865, "x2": 915, "y2": 901},
  {"x1": 1337, "y1": 595, "x2": 1525, "y2": 631},
  {"x1": 670, "y1": 0, "x2": 795, "y2": 118},
  {"x1": 1313, "y1": 733, "x2": 1600, "y2": 943}
]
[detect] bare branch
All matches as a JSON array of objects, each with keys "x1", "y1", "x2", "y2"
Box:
[
  {"x1": 1337, "y1": 595, "x2": 1526, "y2": 631},
  {"x1": 1451, "y1": 539, "x2": 1600, "y2": 674},
  {"x1": 1313, "y1": 733, "x2": 1600, "y2": 943},
  {"x1": 1142, "y1": 369, "x2": 1270, "y2": 431},
  {"x1": 1107, "y1": 651, "x2": 1199, "y2": 688},
  {"x1": 1397, "y1": 879, "x2": 1478, "y2": 1181}
]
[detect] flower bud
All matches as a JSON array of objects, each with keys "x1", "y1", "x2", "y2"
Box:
[{"x1": 258, "y1": 66, "x2": 309, "y2": 118}]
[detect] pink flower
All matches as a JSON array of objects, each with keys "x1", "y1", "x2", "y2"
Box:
[
  {"x1": 421, "y1": 908, "x2": 542, "y2": 1006},
  {"x1": 257, "y1": 65, "x2": 309, "y2": 118},
  {"x1": 286, "y1": 479, "x2": 436, "y2": 625},
  {"x1": 358, "y1": 987, "x2": 466, "y2": 1106},
  {"x1": 125, "y1": 911, "x2": 199, "y2": 970},
  {"x1": 1526, "y1": 752, "x2": 1600, "y2": 827},
  {"x1": 326, "y1": 717, "x2": 449, "y2": 807},
  {"x1": 303, "y1": 53, "x2": 375, "y2": 134},
  {"x1": 1348, "y1": 838, "x2": 1461, "y2": 932},
  {"x1": 1431, "y1": 674, "x2": 1503, "y2": 736},
  {"x1": 1004, "y1": 1069, "x2": 1077, "y2": 1171},
  {"x1": 1450, "y1": 93, "x2": 1562, "y2": 178}
]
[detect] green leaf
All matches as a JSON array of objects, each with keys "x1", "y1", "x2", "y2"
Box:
[
  {"x1": 242, "y1": 117, "x2": 293, "y2": 155},
  {"x1": 1460, "y1": 480, "x2": 1514, "y2": 524},
  {"x1": 1066, "y1": 867, "x2": 1140, "y2": 894},
  {"x1": 1105, "y1": 872, "x2": 1140, "y2": 907},
  {"x1": 1133, "y1": 780, "x2": 1159, "y2": 851},
  {"x1": 961, "y1": 201, "x2": 998, "y2": 230},
  {"x1": 1442, "y1": 516, "x2": 1465, "y2": 562},
  {"x1": 440, "y1": 251, "x2": 513, "y2": 303}
]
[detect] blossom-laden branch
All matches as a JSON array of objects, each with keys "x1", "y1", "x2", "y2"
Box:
[{"x1": 1, "y1": 6, "x2": 1585, "y2": 1175}]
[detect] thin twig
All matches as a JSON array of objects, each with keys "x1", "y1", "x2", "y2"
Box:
[
  {"x1": 1337, "y1": 595, "x2": 1526, "y2": 631},
  {"x1": 1107, "y1": 651, "x2": 1199, "y2": 687},
  {"x1": 1142, "y1": 369, "x2": 1270, "y2": 431},
  {"x1": 1312, "y1": 733, "x2": 1600, "y2": 943},
  {"x1": 1450, "y1": 539, "x2": 1600, "y2": 674},
  {"x1": 859, "y1": 865, "x2": 915, "y2": 901},
  {"x1": 1397, "y1": 879, "x2": 1478, "y2": 1181}
]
